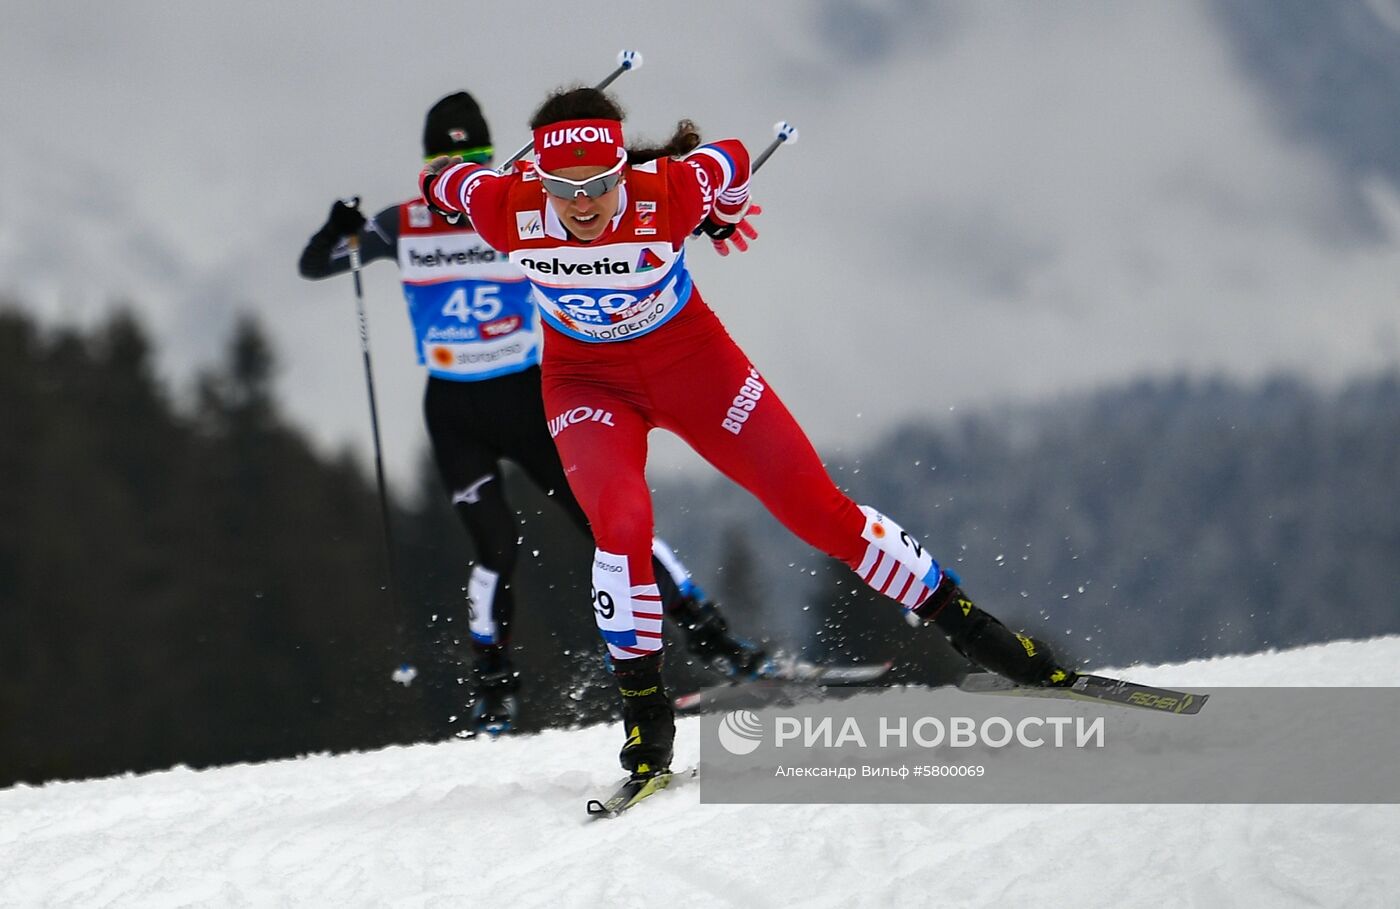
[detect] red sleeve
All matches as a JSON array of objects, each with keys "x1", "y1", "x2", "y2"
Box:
[
  {"x1": 667, "y1": 139, "x2": 752, "y2": 246},
  {"x1": 426, "y1": 163, "x2": 517, "y2": 253}
]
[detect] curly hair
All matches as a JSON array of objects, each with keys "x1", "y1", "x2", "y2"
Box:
[{"x1": 530, "y1": 86, "x2": 701, "y2": 165}]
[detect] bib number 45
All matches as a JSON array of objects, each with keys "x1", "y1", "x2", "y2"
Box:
[{"x1": 442, "y1": 285, "x2": 503, "y2": 322}]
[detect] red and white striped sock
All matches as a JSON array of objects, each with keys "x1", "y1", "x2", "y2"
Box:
[
  {"x1": 851, "y1": 505, "x2": 943, "y2": 611},
  {"x1": 591, "y1": 549, "x2": 665, "y2": 661}
]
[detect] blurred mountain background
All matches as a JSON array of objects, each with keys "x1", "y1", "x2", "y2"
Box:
[{"x1": 2, "y1": 306, "x2": 1396, "y2": 787}]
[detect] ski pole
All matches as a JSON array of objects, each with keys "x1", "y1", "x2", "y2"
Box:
[
  {"x1": 692, "y1": 121, "x2": 798, "y2": 247},
  {"x1": 498, "y1": 49, "x2": 644, "y2": 170},
  {"x1": 344, "y1": 206, "x2": 418, "y2": 687}
]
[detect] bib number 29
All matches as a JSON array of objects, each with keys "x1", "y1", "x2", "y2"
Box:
[
  {"x1": 592, "y1": 588, "x2": 616, "y2": 620},
  {"x1": 557, "y1": 292, "x2": 638, "y2": 321}
]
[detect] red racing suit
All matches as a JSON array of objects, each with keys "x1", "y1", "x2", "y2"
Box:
[{"x1": 428, "y1": 143, "x2": 947, "y2": 660}]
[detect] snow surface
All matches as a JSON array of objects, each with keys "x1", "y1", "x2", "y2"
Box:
[{"x1": 4, "y1": 638, "x2": 1399, "y2": 908}]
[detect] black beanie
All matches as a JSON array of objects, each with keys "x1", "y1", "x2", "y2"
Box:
[{"x1": 423, "y1": 92, "x2": 492, "y2": 158}]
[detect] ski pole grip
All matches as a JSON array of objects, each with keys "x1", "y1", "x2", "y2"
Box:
[{"x1": 752, "y1": 121, "x2": 799, "y2": 175}]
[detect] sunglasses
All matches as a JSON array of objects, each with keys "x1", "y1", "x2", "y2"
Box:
[
  {"x1": 423, "y1": 146, "x2": 494, "y2": 166},
  {"x1": 536, "y1": 158, "x2": 626, "y2": 200}
]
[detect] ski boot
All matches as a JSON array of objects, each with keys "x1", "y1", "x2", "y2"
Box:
[
  {"x1": 673, "y1": 597, "x2": 771, "y2": 679},
  {"x1": 467, "y1": 647, "x2": 520, "y2": 737},
  {"x1": 914, "y1": 572, "x2": 1076, "y2": 687},
  {"x1": 614, "y1": 652, "x2": 675, "y2": 779}
]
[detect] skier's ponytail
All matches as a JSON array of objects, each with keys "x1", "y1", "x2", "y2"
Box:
[{"x1": 626, "y1": 121, "x2": 701, "y2": 166}]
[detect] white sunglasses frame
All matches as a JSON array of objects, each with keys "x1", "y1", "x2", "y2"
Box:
[{"x1": 534, "y1": 155, "x2": 627, "y2": 199}]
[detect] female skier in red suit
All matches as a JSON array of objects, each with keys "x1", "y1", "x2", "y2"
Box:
[{"x1": 421, "y1": 87, "x2": 1073, "y2": 779}]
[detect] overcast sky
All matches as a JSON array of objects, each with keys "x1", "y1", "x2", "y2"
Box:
[{"x1": 4, "y1": 0, "x2": 1398, "y2": 487}]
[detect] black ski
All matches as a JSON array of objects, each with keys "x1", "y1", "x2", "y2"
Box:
[
  {"x1": 586, "y1": 768, "x2": 694, "y2": 819},
  {"x1": 674, "y1": 661, "x2": 892, "y2": 713},
  {"x1": 958, "y1": 671, "x2": 1209, "y2": 715}
]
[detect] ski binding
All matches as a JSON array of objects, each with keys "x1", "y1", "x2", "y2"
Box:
[{"x1": 586, "y1": 768, "x2": 685, "y2": 819}]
